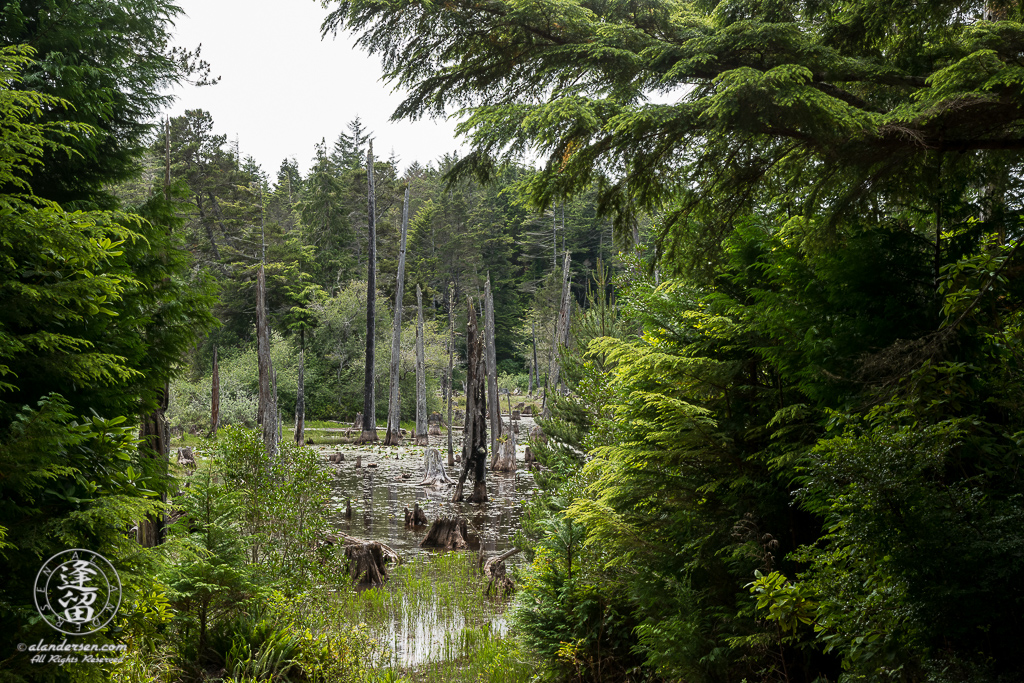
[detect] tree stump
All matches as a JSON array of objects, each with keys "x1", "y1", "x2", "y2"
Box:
[
  {"x1": 524, "y1": 446, "x2": 534, "y2": 464},
  {"x1": 494, "y1": 432, "x2": 516, "y2": 472},
  {"x1": 355, "y1": 454, "x2": 362, "y2": 468},
  {"x1": 523, "y1": 405, "x2": 532, "y2": 416},
  {"x1": 428, "y1": 423, "x2": 442, "y2": 436},
  {"x1": 344, "y1": 542, "x2": 387, "y2": 585},
  {"x1": 419, "y1": 447, "x2": 453, "y2": 487},
  {"x1": 176, "y1": 447, "x2": 195, "y2": 469},
  {"x1": 511, "y1": 410, "x2": 520, "y2": 421},
  {"x1": 345, "y1": 499, "x2": 352, "y2": 519},
  {"x1": 420, "y1": 516, "x2": 469, "y2": 550},
  {"x1": 353, "y1": 412, "x2": 363, "y2": 430},
  {"x1": 483, "y1": 548, "x2": 520, "y2": 597},
  {"x1": 529, "y1": 425, "x2": 547, "y2": 445},
  {"x1": 404, "y1": 502, "x2": 429, "y2": 526},
  {"x1": 320, "y1": 532, "x2": 398, "y2": 586}
]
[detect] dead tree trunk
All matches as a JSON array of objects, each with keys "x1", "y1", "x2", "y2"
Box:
[
  {"x1": 452, "y1": 298, "x2": 488, "y2": 503},
  {"x1": 484, "y1": 276, "x2": 501, "y2": 469},
  {"x1": 419, "y1": 447, "x2": 453, "y2": 487},
  {"x1": 446, "y1": 284, "x2": 455, "y2": 467},
  {"x1": 543, "y1": 252, "x2": 571, "y2": 418},
  {"x1": 360, "y1": 142, "x2": 379, "y2": 443},
  {"x1": 294, "y1": 333, "x2": 305, "y2": 446},
  {"x1": 257, "y1": 264, "x2": 278, "y2": 457},
  {"x1": 531, "y1": 323, "x2": 540, "y2": 395},
  {"x1": 211, "y1": 344, "x2": 220, "y2": 437},
  {"x1": 137, "y1": 384, "x2": 170, "y2": 547},
  {"x1": 415, "y1": 284, "x2": 429, "y2": 445},
  {"x1": 385, "y1": 189, "x2": 411, "y2": 446},
  {"x1": 420, "y1": 516, "x2": 469, "y2": 550}
]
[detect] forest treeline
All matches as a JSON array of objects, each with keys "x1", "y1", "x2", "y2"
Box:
[
  {"x1": 149, "y1": 109, "x2": 623, "y2": 429},
  {"x1": 3, "y1": 0, "x2": 1024, "y2": 682}
]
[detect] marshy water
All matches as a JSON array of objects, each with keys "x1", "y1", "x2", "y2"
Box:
[
  {"x1": 312, "y1": 416, "x2": 539, "y2": 675},
  {"x1": 320, "y1": 416, "x2": 539, "y2": 557}
]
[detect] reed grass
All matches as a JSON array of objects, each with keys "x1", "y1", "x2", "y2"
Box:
[{"x1": 297, "y1": 550, "x2": 533, "y2": 683}]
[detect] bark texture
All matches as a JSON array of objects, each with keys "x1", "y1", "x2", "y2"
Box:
[
  {"x1": 385, "y1": 188, "x2": 411, "y2": 445},
  {"x1": 329, "y1": 532, "x2": 400, "y2": 586},
  {"x1": 404, "y1": 502, "x2": 429, "y2": 526},
  {"x1": 483, "y1": 547, "x2": 520, "y2": 597}
]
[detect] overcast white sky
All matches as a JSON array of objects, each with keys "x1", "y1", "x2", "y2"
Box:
[{"x1": 166, "y1": 0, "x2": 466, "y2": 178}]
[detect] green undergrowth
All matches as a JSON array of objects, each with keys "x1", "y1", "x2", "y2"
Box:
[
  {"x1": 108, "y1": 427, "x2": 532, "y2": 683},
  {"x1": 324, "y1": 550, "x2": 535, "y2": 683}
]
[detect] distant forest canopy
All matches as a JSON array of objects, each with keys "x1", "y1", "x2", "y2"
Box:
[{"x1": 122, "y1": 109, "x2": 642, "y2": 427}]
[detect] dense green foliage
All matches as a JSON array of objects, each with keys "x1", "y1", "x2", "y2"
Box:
[
  {"x1": 7, "y1": 0, "x2": 1024, "y2": 680},
  {"x1": 0, "y1": 37, "x2": 215, "y2": 681},
  {"x1": 319, "y1": 0, "x2": 1024, "y2": 679}
]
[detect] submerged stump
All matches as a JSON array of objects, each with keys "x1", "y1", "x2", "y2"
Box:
[
  {"x1": 420, "y1": 516, "x2": 469, "y2": 550},
  {"x1": 320, "y1": 532, "x2": 398, "y2": 586},
  {"x1": 494, "y1": 432, "x2": 517, "y2": 472},
  {"x1": 345, "y1": 542, "x2": 388, "y2": 585},
  {"x1": 483, "y1": 547, "x2": 520, "y2": 597},
  {"x1": 419, "y1": 447, "x2": 453, "y2": 487},
  {"x1": 404, "y1": 502, "x2": 429, "y2": 526}
]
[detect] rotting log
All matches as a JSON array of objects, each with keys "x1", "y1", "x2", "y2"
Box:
[
  {"x1": 345, "y1": 542, "x2": 388, "y2": 585},
  {"x1": 420, "y1": 516, "x2": 469, "y2": 550}
]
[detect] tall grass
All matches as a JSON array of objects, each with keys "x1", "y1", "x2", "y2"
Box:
[{"x1": 295, "y1": 551, "x2": 534, "y2": 683}]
